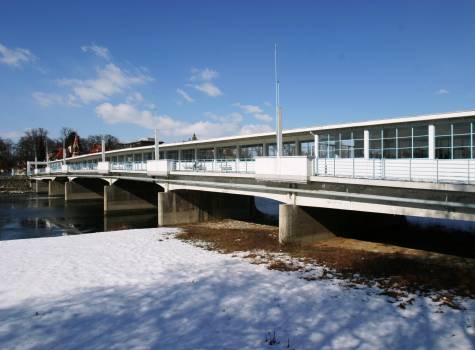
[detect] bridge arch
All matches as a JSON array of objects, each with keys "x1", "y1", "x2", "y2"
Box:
[{"x1": 104, "y1": 178, "x2": 164, "y2": 213}]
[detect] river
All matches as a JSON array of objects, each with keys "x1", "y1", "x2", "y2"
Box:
[{"x1": 0, "y1": 193, "x2": 157, "y2": 241}]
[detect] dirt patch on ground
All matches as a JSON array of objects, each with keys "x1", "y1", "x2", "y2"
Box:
[{"x1": 177, "y1": 220, "x2": 475, "y2": 306}]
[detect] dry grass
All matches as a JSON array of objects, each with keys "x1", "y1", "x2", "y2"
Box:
[{"x1": 177, "y1": 219, "x2": 475, "y2": 305}]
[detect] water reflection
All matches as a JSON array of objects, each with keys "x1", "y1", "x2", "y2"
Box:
[{"x1": 0, "y1": 194, "x2": 158, "y2": 241}]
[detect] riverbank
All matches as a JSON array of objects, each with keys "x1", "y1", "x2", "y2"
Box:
[
  {"x1": 177, "y1": 220, "x2": 475, "y2": 304},
  {"x1": 0, "y1": 176, "x2": 32, "y2": 193},
  {"x1": 0, "y1": 228, "x2": 473, "y2": 349}
]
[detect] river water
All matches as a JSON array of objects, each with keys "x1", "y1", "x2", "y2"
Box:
[
  {"x1": 0, "y1": 193, "x2": 157, "y2": 241},
  {"x1": 1, "y1": 193, "x2": 473, "y2": 258}
]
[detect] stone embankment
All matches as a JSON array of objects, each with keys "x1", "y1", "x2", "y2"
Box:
[{"x1": 0, "y1": 176, "x2": 32, "y2": 193}]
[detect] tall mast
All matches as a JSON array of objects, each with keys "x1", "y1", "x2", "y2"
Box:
[{"x1": 275, "y1": 43, "x2": 283, "y2": 157}]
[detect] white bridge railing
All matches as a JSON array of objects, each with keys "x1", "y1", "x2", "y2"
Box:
[
  {"x1": 315, "y1": 158, "x2": 475, "y2": 184},
  {"x1": 31, "y1": 157, "x2": 475, "y2": 185},
  {"x1": 172, "y1": 159, "x2": 255, "y2": 174}
]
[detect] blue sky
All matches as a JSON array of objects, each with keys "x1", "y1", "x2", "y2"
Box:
[{"x1": 1, "y1": 0, "x2": 475, "y2": 142}]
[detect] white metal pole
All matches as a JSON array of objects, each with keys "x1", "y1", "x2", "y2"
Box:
[
  {"x1": 428, "y1": 124, "x2": 435, "y2": 160},
  {"x1": 62, "y1": 139, "x2": 66, "y2": 164},
  {"x1": 101, "y1": 136, "x2": 106, "y2": 162},
  {"x1": 275, "y1": 44, "x2": 283, "y2": 158},
  {"x1": 154, "y1": 128, "x2": 160, "y2": 160},
  {"x1": 364, "y1": 130, "x2": 370, "y2": 160},
  {"x1": 34, "y1": 145, "x2": 38, "y2": 170}
]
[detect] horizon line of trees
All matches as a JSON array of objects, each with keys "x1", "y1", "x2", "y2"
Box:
[{"x1": 0, "y1": 127, "x2": 120, "y2": 172}]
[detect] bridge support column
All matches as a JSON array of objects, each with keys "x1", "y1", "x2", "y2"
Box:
[
  {"x1": 48, "y1": 180, "x2": 66, "y2": 197},
  {"x1": 279, "y1": 204, "x2": 336, "y2": 244},
  {"x1": 158, "y1": 191, "x2": 254, "y2": 226},
  {"x1": 104, "y1": 182, "x2": 159, "y2": 213},
  {"x1": 34, "y1": 181, "x2": 48, "y2": 194},
  {"x1": 65, "y1": 181, "x2": 103, "y2": 201}
]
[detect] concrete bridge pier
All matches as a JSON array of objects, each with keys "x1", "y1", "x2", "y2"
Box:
[
  {"x1": 104, "y1": 180, "x2": 161, "y2": 213},
  {"x1": 278, "y1": 205, "x2": 409, "y2": 244},
  {"x1": 279, "y1": 205, "x2": 336, "y2": 244},
  {"x1": 158, "y1": 190, "x2": 254, "y2": 226},
  {"x1": 65, "y1": 178, "x2": 105, "y2": 201},
  {"x1": 34, "y1": 180, "x2": 49, "y2": 194},
  {"x1": 48, "y1": 178, "x2": 67, "y2": 197}
]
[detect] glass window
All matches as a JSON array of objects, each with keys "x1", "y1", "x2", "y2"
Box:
[
  {"x1": 198, "y1": 148, "x2": 214, "y2": 160},
  {"x1": 453, "y1": 122, "x2": 470, "y2": 135},
  {"x1": 133, "y1": 153, "x2": 142, "y2": 162},
  {"x1": 181, "y1": 149, "x2": 194, "y2": 161},
  {"x1": 318, "y1": 129, "x2": 363, "y2": 158},
  {"x1": 413, "y1": 147, "x2": 428, "y2": 158},
  {"x1": 240, "y1": 144, "x2": 263, "y2": 159},
  {"x1": 299, "y1": 140, "x2": 314, "y2": 156},
  {"x1": 398, "y1": 148, "x2": 411, "y2": 158},
  {"x1": 413, "y1": 137, "x2": 428, "y2": 148},
  {"x1": 166, "y1": 150, "x2": 178, "y2": 160},
  {"x1": 454, "y1": 147, "x2": 470, "y2": 159},
  {"x1": 283, "y1": 142, "x2": 296, "y2": 156},
  {"x1": 383, "y1": 149, "x2": 396, "y2": 158},
  {"x1": 267, "y1": 143, "x2": 277, "y2": 156},
  {"x1": 398, "y1": 127, "x2": 411, "y2": 138},
  {"x1": 436, "y1": 123, "x2": 451, "y2": 136},
  {"x1": 217, "y1": 146, "x2": 237, "y2": 159},
  {"x1": 453, "y1": 135, "x2": 470, "y2": 147},
  {"x1": 413, "y1": 125, "x2": 428, "y2": 136}
]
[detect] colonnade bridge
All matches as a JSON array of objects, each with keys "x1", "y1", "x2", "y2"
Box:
[{"x1": 29, "y1": 110, "x2": 475, "y2": 243}]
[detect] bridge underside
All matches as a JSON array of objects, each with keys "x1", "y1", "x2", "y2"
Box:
[
  {"x1": 31, "y1": 173, "x2": 475, "y2": 244},
  {"x1": 157, "y1": 190, "x2": 256, "y2": 226},
  {"x1": 104, "y1": 180, "x2": 163, "y2": 213}
]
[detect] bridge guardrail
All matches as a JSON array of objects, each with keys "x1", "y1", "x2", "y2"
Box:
[
  {"x1": 173, "y1": 159, "x2": 255, "y2": 174},
  {"x1": 315, "y1": 158, "x2": 475, "y2": 184}
]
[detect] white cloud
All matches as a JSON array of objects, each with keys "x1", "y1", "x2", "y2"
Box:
[
  {"x1": 0, "y1": 42, "x2": 36, "y2": 67},
  {"x1": 253, "y1": 113, "x2": 273, "y2": 122},
  {"x1": 81, "y1": 44, "x2": 111, "y2": 60},
  {"x1": 189, "y1": 67, "x2": 222, "y2": 97},
  {"x1": 95, "y1": 102, "x2": 271, "y2": 140},
  {"x1": 32, "y1": 92, "x2": 79, "y2": 107},
  {"x1": 239, "y1": 124, "x2": 274, "y2": 135},
  {"x1": 58, "y1": 63, "x2": 152, "y2": 104},
  {"x1": 194, "y1": 82, "x2": 222, "y2": 97},
  {"x1": 126, "y1": 92, "x2": 144, "y2": 104},
  {"x1": 176, "y1": 88, "x2": 194, "y2": 103},
  {"x1": 233, "y1": 102, "x2": 273, "y2": 122},
  {"x1": 190, "y1": 67, "x2": 218, "y2": 81},
  {"x1": 435, "y1": 88, "x2": 449, "y2": 95}
]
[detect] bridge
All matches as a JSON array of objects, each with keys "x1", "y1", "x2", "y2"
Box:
[{"x1": 29, "y1": 110, "x2": 475, "y2": 243}]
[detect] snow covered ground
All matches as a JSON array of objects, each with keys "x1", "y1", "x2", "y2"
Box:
[{"x1": 0, "y1": 228, "x2": 473, "y2": 350}]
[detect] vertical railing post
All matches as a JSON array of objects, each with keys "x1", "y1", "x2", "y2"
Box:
[
  {"x1": 436, "y1": 159, "x2": 439, "y2": 183},
  {"x1": 409, "y1": 158, "x2": 412, "y2": 181},
  {"x1": 352, "y1": 157, "x2": 355, "y2": 178},
  {"x1": 468, "y1": 158, "x2": 470, "y2": 185}
]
